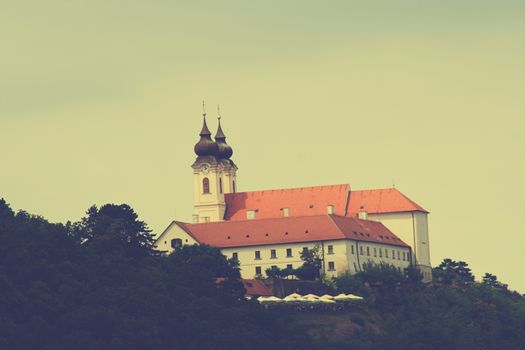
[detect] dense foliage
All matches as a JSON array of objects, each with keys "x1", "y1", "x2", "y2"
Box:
[
  {"x1": 1, "y1": 198, "x2": 525, "y2": 350},
  {"x1": 0, "y1": 199, "x2": 311, "y2": 350},
  {"x1": 324, "y1": 261, "x2": 525, "y2": 349}
]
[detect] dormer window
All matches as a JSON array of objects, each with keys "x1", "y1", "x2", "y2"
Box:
[
  {"x1": 170, "y1": 238, "x2": 182, "y2": 249},
  {"x1": 282, "y1": 208, "x2": 290, "y2": 217},
  {"x1": 203, "y1": 177, "x2": 210, "y2": 194},
  {"x1": 247, "y1": 210, "x2": 256, "y2": 220},
  {"x1": 327, "y1": 205, "x2": 334, "y2": 214}
]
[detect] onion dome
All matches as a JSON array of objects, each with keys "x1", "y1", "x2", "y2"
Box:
[
  {"x1": 194, "y1": 113, "x2": 219, "y2": 157},
  {"x1": 215, "y1": 115, "x2": 233, "y2": 159}
]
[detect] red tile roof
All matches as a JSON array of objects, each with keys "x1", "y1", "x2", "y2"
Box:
[
  {"x1": 224, "y1": 184, "x2": 350, "y2": 221},
  {"x1": 347, "y1": 188, "x2": 428, "y2": 215},
  {"x1": 223, "y1": 185, "x2": 427, "y2": 221},
  {"x1": 215, "y1": 278, "x2": 273, "y2": 297},
  {"x1": 174, "y1": 214, "x2": 408, "y2": 249},
  {"x1": 241, "y1": 279, "x2": 273, "y2": 297}
]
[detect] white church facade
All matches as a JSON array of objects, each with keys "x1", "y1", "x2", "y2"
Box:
[{"x1": 155, "y1": 111, "x2": 432, "y2": 282}]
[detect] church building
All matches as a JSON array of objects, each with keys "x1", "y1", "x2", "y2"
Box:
[{"x1": 155, "y1": 111, "x2": 432, "y2": 282}]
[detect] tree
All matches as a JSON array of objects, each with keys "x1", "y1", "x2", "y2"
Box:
[
  {"x1": 433, "y1": 258, "x2": 475, "y2": 285},
  {"x1": 72, "y1": 204, "x2": 158, "y2": 258},
  {"x1": 482, "y1": 273, "x2": 508, "y2": 290},
  {"x1": 294, "y1": 245, "x2": 322, "y2": 280}
]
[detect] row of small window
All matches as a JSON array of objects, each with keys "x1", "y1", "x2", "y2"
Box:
[
  {"x1": 247, "y1": 205, "x2": 336, "y2": 220},
  {"x1": 233, "y1": 246, "x2": 335, "y2": 261},
  {"x1": 255, "y1": 262, "x2": 337, "y2": 275},
  {"x1": 351, "y1": 245, "x2": 410, "y2": 261},
  {"x1": 352, "y1": 262, "x2": 404, "y2": 273}
]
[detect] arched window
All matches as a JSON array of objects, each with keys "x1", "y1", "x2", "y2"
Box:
[
  {"x1": 171, "y1": 238, "x2": 182, "y2": 249},
  {"x1": 203, "y1": 177, "x2": 210, "y2": 193},
  {"x1": 219, "y1": 177, "x2": 223, "y2": 193}
]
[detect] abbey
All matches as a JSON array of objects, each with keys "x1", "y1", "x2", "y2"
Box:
[{"x1": 156, "y1": 111, "x2": 432, "y2": 282}]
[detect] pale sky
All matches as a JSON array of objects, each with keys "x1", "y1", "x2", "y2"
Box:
[{"x1": 1, "y1": 1, "x2": 524, "y2": 291}]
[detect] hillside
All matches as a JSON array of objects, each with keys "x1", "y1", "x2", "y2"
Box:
[{"x1": 1, "y1": 198, "x2": 524, "y2": 350}]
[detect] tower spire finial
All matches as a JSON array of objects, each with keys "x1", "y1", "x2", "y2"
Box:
[
  {"x1": 202, "y1": 100, "x2": 206, "y2": 117},
  {"x1": 217, "y1": 104, "x2": 221, "y2": 121}
]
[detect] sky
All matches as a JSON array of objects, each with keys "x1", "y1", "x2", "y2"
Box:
[{"x1": 1, "y1": 1, "x2": 524, "y2": 291}]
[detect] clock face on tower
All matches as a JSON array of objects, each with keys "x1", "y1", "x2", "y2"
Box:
[{"x1": 201, "y1": 164, "x2": 210, "y2": 174}]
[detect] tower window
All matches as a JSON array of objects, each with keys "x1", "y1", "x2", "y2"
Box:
[
  {"x1": 219, "y1": 177, "x2": 223, "y2": 193},
  {"x1": 233, "y1": 180, "x2": 236, "y2": 193},
  {"x1": 327, "y1": 205, "x2": 334, "y2": 214},
  {"x1": 202, "y1": 177, "x2": 210, "y2": 194}
]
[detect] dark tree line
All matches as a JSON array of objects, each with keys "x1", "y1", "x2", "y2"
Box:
[
  {"x1": 1, "y1": 198, "x2": 525, "y2": 350},
  {"x1": 0, "y1": 199, "x2": 311, "y2": 350}
]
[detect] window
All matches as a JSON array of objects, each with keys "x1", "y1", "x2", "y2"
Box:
[
  {"x1": 232, "y1": 252, "x2": 238, "y2": 260},
  {"x1": 287, "y1": 264, "x2": 293, "y2": 270},
  {"x1": 353, "y1": 262, "x2": 358, "y2": 272},
  {"x1": 271, "y1": 265, "x2": 277, "y2": 269},
  {"x1": 202, "y1": 217, "x2": 210, "y2": 223},
  {"x1": 286, "y1": 248, "x2": 293, "y2": 257},
  {"x1": 366, "y1": 247, "x2": 370, "y2": 256},
  {"x1": 402, "y1": 252, "x2": 406, "y2": 261},
  {"x1": 233, "y1": 180, "x2": 236, "y2": 193},
  {"x1": 385, "y1": 249, "x2": 389, "y2": 258},
  {"x1": 397, "y1": 251, "x2": 400, "y2": 260},
  {"x1": 360, "y1": 246, "x2": 364, "y2": 255},
  {"x1": 171, "y1": 238, "x2": 182, "y2": 249},
  {"x1": 282, "y1": 208, "x2": 289, "y2": 217},
  {"x1": 247, "y1": 210, "x2": 256, "y2": 219},
  {"x1": 328, "y1": 261, "x2": 335, "y2": 271},
  {"x1": 192, "y1": 214, "x2": 199, "y2": 223},
  {"x1": 327, "y1": 205, "x2": 334, "y2": 214},
  {"x1": 202, "y1": 177, "x2": 210, "y2": 194},
  {"x1": 407, "y1": 251, "x2": 411, "y2": 262},
  {"x1": 270, "y1": 249, "x2": 277, "y2": 259},
  {"x1": 219, "y1": 177, "x2": 223, "y2": 193},
  {"x1": 379, "y1": 248, "x2": 383, "y2": 258},
  {"x1": 351, "y1": 245, "x2": 355, "y2": 254},
  {"x1": 327, "y1": 245, "x2": 334, "y2": 255},
  {"x1": 255, "y1": 251, "x2": 261, "y2": 260},
  {"x1": 302, "y1": 247, "x2": 308, "y2": 254},
  {"x1": 255, "y1": 266, "x2": 262, "y2": 275},
  {"x1": 374, "y1": 248, "x2": 377, "y2": 257},
  {"x1": 392, "y1": 249, "x2": 395, "y2": 259}
]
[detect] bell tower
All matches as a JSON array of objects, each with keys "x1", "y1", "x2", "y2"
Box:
[{"x1": 191, "y1": 105, "x2": 237, "y2": 223}]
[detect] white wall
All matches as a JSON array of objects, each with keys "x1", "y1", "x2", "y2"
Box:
[{"x1": 368, "y1": 211, "x2": 432, "y2": 282}]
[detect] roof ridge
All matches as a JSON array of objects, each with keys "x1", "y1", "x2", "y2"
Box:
[{"x1": 224, "y1": 183, "x2": 349, "y2": 196}]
